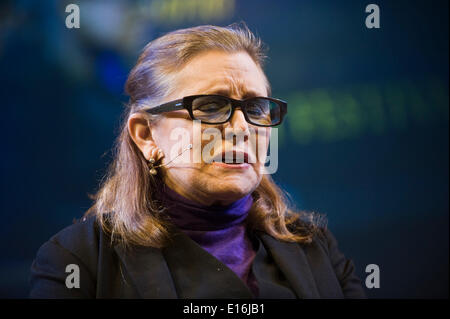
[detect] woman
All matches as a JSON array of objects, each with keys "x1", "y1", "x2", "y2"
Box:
[{"x1": 30, "y1": 24, "x2": 365, "y2": 299}]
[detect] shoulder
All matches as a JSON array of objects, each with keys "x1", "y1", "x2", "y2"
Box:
[
  {"x1": 298, "y1": 225, "x2": 349, "y2": 263},
  {"x1": 305, "y1": 227, "x2": 367, "y2": 298},
  {"x1": 30, "y1": 214, "x2": 117, "y2": 298},
  {"x1": 30, "y1": 215, "x2": 111, "y2": 298},
  {"x1": 284, "y1": 214, "x2": 337, "y2": 250},
  {"x1": 44, "y1": 215, "x2": 104, "y2": 260},
  {"x1": 310, "y1": 226, "x2": 339, "y2": 253},
  {"x1": 286, "y1": 217, "x2": 335, "y2": 253}
]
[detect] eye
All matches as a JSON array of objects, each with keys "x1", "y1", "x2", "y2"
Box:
[
  {"x1": 195, "y1": 102, "x2": 222, "y2": 113},
  {"x1": 247, "y1": 100, "x2": 269, "y2": 116},
  {"x1": 192, "y1": 96, "x2": 230, "y2": 113},
  {"x1": 247, "y1": 106, "x2": 264, "y2": 115}
]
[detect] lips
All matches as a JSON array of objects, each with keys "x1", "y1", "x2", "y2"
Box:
[{"x1": 212, "y1": 150, "x2": 252, "y2": 164}]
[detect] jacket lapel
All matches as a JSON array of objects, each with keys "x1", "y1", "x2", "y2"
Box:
[
  {"x1": 114, "y1": 243, "x2": 178, "y2": 298},
  {"x1": 161, "y1": 231, "x2": 254, "y2": 298},
  {"x1": 257, "y1": 232, "x2": 321, "y2": 298},
  {"x1": 114, "y1": 230, "x2": 253, "y2": 299},
  {"x1": 114, "y1": 229, "x2": 320, "y2": 299}
]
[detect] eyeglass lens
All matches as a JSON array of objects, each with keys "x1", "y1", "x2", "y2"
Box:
[{"x1": 191, "y1": 96, "x2": 280, "y2": 126}]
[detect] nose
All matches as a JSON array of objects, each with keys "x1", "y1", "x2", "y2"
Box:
[
  {"x1": 223, "y1": 109, "x2": 250, "y2": 144},
  {"x1": 228, "y1": 109, "x2": 250, "y2": 136}
]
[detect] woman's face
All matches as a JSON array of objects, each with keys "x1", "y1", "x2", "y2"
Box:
[{"x1": 129, "y1": 50, "x2": 271, "y2": 205}]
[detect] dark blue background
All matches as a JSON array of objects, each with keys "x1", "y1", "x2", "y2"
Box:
[{"x1": 0, "y1": 0, "x2": 448, "y2": 298}]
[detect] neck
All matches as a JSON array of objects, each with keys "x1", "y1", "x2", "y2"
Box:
[
  {"x1": 163, "y1": 179, "x2": 246, "y2": 206},
  {"x1": 157, "y1": 184, "x2": 254, "y2": 231}
]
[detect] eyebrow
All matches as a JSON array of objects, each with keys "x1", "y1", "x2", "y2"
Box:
[{"x1": 203, "y1": 87, "x2": 266, "y2": 99}]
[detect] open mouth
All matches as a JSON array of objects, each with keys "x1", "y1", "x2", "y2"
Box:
[{"x1": 212, "y1": 150, "x2": 250, "y2": 164}]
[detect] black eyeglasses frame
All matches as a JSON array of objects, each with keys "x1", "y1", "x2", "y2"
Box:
[{"x1": 144, "y1": 94, "x2": 287, "y2": 127}]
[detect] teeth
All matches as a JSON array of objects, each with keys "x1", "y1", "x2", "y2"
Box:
[
  {"x1": 212, "y1": 151, "x2": 249, "y2": 164},
  {"x1": 225, "y1": 159, "x2": 245, "y2": 164}
]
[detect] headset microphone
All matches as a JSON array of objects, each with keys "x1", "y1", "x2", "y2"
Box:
[{"x1": 155, "y1": 143, "x2": 193, "y2": 168}]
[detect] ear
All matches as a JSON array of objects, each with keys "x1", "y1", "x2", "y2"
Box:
[{"x1": 128, "y1": 113, "x2": 157, "y2": 161}]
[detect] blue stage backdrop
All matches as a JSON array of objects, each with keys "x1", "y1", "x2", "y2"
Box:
[{"x1": 0, "y1": 0, "x2": 448, "y2": 298}]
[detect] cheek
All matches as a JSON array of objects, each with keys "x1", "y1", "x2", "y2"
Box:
[{"x1": 153, "y1": 118, "x2": 192, "y2": 154}]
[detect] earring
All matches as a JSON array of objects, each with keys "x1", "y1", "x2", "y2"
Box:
[
  {"x1": 148, "y1": 158, "x2": 157, "y2": 175},
  {"x1": 147, "y1": 148, "x2": 164, "y2": 176}
]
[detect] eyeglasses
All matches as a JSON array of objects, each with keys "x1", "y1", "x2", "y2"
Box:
[{"x1": 144, "y1": 94, "x2": 287, "y2": 127}]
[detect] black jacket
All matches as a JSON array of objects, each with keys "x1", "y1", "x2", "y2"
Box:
[{"x1": 29, "y1": 215, "x2": 366, "y2": 298}]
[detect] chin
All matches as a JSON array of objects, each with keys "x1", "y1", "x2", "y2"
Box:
[{"x1": 208, "y1": 178, "x2": 257, "y2": 200}]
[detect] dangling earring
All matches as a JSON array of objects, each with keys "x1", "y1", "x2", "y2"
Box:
[
  {"x1": 148, "y1": 149, "x2": 163, "y2": 176},
  {"x1": 148, "y1": 158, "x2": 157, "y2": 175}
]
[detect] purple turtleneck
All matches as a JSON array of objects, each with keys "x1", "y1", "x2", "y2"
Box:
[{"x1": 158, "y1": 185, "x2": 259, "y2": 297}]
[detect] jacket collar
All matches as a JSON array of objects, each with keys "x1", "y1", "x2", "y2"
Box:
[
  {"x1": 113, "y1": 242, "x2": 178, "y2": 298},
  {"x1": 257, "y1": 232, "x2": 320, "y2": 298},
  {"x1": 114, "y1": 229, "x2": 320, "y2": 298}
]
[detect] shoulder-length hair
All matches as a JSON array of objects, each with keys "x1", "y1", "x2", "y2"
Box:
[{"x1": 85, "y1": 23, "x2": 324, "y2": 248}]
